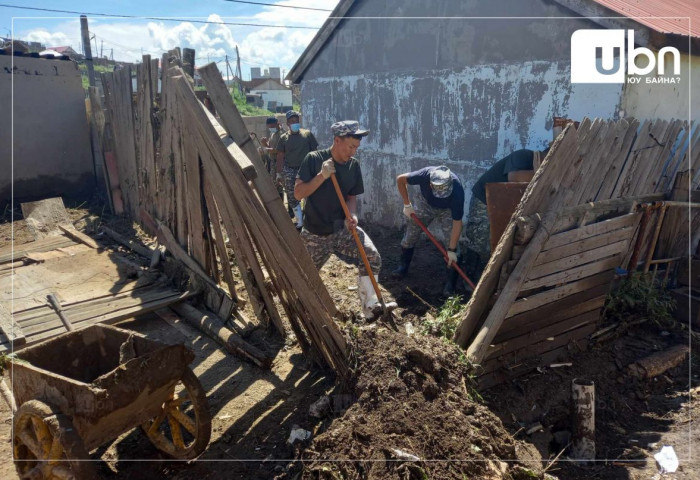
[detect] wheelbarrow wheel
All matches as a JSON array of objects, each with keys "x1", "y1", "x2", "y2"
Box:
[
  {"x1": 142, "y1": 367, "x2": 211, "y2": 459},
  {"x1": 13, "y1": 399, "x2": 96, "y2": 480}
]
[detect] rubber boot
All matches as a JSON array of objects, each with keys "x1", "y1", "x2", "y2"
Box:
[
  {"x1": 391, "y1": 247, "x2": 414, "y2": 278},
  {"x1": 358, "y1": 276, "x2": 381, "y2": 320},
  {"x1": 442, "y1": 267, "x2": 459, "y2": 297}
]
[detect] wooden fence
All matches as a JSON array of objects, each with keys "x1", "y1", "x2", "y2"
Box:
[{"x1": 455, "y1": 117, "x2": 699, "y2": 388}]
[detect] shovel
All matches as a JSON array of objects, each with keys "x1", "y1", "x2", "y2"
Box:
[
  {"x1": 409, "y1": 213, "x2": 476, "y2": 290},
  {"x1": 329, "y1": 173, "x2": 397, "y2": 324}
]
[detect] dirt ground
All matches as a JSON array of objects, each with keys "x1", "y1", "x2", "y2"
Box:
[{"x1": 1, "y1": 202, "x2": 698, "y2": 479}]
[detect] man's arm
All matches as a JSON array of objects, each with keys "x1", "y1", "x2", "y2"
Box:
[
  {"x1": 294, "y1": 174, "x2": 325, "y2": 200},
  {"x1": 276, "y1": 151, "x2": 284, "y2": 175},
  {"x1": 396, "y1": 174, "x2": 411, "y2": 205},
  {"x1": 345, "y1": 195, "x2": 358, "y2": 230},
  {"x1": 448, "y1": 220, "x2": 462, "y2": 251}
]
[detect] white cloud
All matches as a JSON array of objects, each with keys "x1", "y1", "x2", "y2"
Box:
[{"x1": 17, "y1": 1, "x2": 340, "y2": 76}]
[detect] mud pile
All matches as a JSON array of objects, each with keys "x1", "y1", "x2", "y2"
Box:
[{"x1": 298, "y1": 327, "x2": 543, "y2": 479}]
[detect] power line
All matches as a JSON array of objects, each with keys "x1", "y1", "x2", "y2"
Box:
[
  {"x1": 221, "y1": 0, "x2": 331, "y2": 12},
  {"x1": 0, "y1": 3, "x2": 321, "y2": 29}
]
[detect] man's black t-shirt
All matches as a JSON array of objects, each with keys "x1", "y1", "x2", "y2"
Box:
[
  {"x1": 471, "y1": 149, "x2": 535, "y2": 204},
  {"x1": 297, "y1": 148, "x2": 364, "y2": 235}
]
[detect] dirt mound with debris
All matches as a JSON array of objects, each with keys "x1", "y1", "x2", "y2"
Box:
[{"x1": 298, "y1": 327, "x2": 542, "y2": 479}]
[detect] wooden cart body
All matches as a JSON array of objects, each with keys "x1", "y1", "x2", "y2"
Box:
[{"x1": 9, "y1": 324, "x2": 194, "y2": 451}]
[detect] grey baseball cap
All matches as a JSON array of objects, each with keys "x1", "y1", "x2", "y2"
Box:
[
  {"x1": 331, "y1": 120, "x2": 369, "y2": 137},
  {"x1": 429, "y1": 166, "x2": 453, "y2": 198},
  {"x1": 286, "y1": 110, "x2": 300, "y2": 120}
]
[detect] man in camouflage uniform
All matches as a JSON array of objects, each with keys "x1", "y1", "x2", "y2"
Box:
[
  {"x1": 259, "y1": 117, "x2": 285, "y2": 199},
  {"x1": 394, "y1": 166, "x2": 465, "y2": 296},
  {"x1": 464, "y1": 148, "x2": 545, "y2": 280},
  {"x1": 277, "y1": 110, "x2": 318, "y2": 230},
  {"x1": 295, "y1": 120, "x2": 396, "y2": 320}
]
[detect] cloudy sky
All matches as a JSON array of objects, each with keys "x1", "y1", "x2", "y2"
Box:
[{"x1": 1, "y1": 0, "x2": 340, "y2": 79}]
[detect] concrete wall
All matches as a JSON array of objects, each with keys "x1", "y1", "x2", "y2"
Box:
[
  {"x1": 1, "y1": 55, "x2": 95, "y2": 207},
  {"x1": 297, "y1": 0, "x2": 635, "y2": 227}
]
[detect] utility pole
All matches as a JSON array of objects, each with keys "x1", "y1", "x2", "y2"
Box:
[
  {"x1": 110, "y1": 48, "x2": 113, "y2": 61},
  {"x1": 92, "y1": 34, "x2": 98, "y2": 61},
  {"x1": 80, "y1": 15, "x2": 96, "y2": 87},
  {"x1": 100, "y1": 40, "x2": 103, "y2": 59},
  {"x1": 235, "y1": 46, "x2": 243, "y2": 93}
]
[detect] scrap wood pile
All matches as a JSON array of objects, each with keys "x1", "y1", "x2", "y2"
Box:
[
  {"x1": 290, "y1": 327, "x2": 543, "y2": 480},
  {"x1": 455, "y1": 118, "x2": 699, "y2": 389},
  {"x1": 97, "y1": 52, "x2": 349, "y2": 377}
]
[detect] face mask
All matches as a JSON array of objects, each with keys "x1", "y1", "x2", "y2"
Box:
[
  {"x1": 268, "y1": 127, "x2": 277, "y2": 134},
  {"x1": 290, "y1": 123, "x2": 301, "y2": 133}
]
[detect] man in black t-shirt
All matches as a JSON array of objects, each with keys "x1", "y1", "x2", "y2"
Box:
[
  {"x1": 295, "y1": 120, "x2": 396, "y2": 320},
  {"x1": 394, "y1": 166, "x2": 465, "y2": 296}
]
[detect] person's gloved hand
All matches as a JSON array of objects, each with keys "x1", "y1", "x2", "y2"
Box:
[
  {"x1": 447, "y1": 250, "x2": 458, "y2": 267},
  {"x1": 275, "y1": 172, "x2": 283, "y2": 184},
  {"x1": 321, "y1": 159, "x2": 336, "y2": 179},
  {"x1": 403, "y1": 203, "x2": 415, "y2": 219}
]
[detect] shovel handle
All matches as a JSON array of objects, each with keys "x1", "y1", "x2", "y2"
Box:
[
  {"x1": 329, "y1": 173, "x2": 385, "y2": 307},
  {"x1": 410, "y1": 213, "x2": 476, "y2": 290}
]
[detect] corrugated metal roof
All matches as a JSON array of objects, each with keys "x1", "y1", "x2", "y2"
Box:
[{"x1": 591, "y1": 0, "x2": 700, "y2": 37}]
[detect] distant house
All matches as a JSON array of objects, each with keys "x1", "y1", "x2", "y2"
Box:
[
  {"x1": 47, "y1": 46, "x2": 82, "y2": 59},
  {"x1": 249, "y1": 78, "x2": 293, "y2": 112},
  {"x1": 287, "y1": 0, "x2": 700, "y2": 227}
]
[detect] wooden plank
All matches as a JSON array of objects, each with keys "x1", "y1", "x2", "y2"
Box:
[
  {"x1": 465, "y1": 210, "x2": 558, "y2": 363},
  {"x1": 0, "y1": 236, "x2": 76, "y2": 264},
  {"x1": 486, "y1": 308, "x2": 601, "y2": 359},
  {"x1": 499, "y1": 289, "x2": 608, "y2": 342},
  {"x1": 478, "y1": 320, "x2": 597, "y2": 377},
  {"x1": 544, "y1": 212, "x2": 640, "y2": 251},
  {"x1": 183, "y1": 118, "x2": 208, "y2": 268},
  {"x1": 596, "y1": 118, "x2": 641, "y2": 200},
  {"x1": 528, "y1": 239, "x2": 630, "y2": 280},
  {"x1": 522, "y1": 255, "x2": 622, "y2": 290},
  {"x1": 100, "y1": 226, "x2": 156, "y2": 260},
  {"x1": 507, "y1": 270, "x2": 613, "y2": 318},
  {"x1": 534, "y1": 227, "x2": 634, "y2": 266},
  {"x1": 155, "y1": 220, "x2": 218, "y2": 290},
  {"x1": 57, "y1": 225, "x2": 100, "y2": 249},
  {"x1": 0, "y1": 303, "x2": 26, "y2": 345}
]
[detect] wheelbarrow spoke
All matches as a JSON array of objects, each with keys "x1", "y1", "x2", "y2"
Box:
[
  {"x1": 167, "y1": 414, "x2": 186, "y2": 450},
  {"x1": 19, "y1": 464, "x2": 44, "y2": 480},
  {"x1": 17, "y1": 430, "x2": 44, "y2": 460},
  {"x1": 169, "y1": 407, "x2": 196, "y2": 436},
  {"x1": 47, "y1": 434, "x2": 64, "y2": 464},
  {"x1": 30, "y1": 417, "x2": 53, "y2": 458},
  {"x1": 147, "y1": 409, "x2": 168, "y2": 437}
]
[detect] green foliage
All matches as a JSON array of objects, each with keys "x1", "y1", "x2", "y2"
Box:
[
  {"x1": 231, "y1": 87, "x2": 275, "y2": 116},
  {"x1": 604, "y1": 272, "x2": 676, "y2": 327},
  {"x1": 78, "y1": 63, "x2": 114, "y2": 90},
  {"x1": 421, "y1": 295, "x2": 466, "y2": 340}
]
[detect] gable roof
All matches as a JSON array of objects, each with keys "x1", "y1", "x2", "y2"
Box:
[{"x1": 287, "y1": 0, "x2": 698, "y2": 84}]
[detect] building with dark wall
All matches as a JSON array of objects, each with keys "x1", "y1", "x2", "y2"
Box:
[{"x1": 288, "y1": 0, "x2": 698, "y2": 227}]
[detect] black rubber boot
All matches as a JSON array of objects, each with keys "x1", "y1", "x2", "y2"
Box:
[
  {"x1": 391, "y1": 247, "x2": 415, "y2": 278},
  {"x1": 442, "y1": 267, "x2": 459, "y2": 297}
]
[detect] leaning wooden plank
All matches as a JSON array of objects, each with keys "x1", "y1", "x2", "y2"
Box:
[
  {"x1": 596, "y1": 118, "x2": 640, "y2": 200},
  {"x1": 486, "y1": 308, "x2": 601, "y2": 359},
  {"x1": 527, "y1": 239, "x2": 630, "y2": 280},
  {"x1": 168, "y1": 304, "x2": 272, "y2": 369},
  {"x1": 465, "y1": 210, "x2": 559, "y2": 364},
  {"x1": 543, "y1": 212, "x2": 640, "y2": 251},
  {"x1": 57, "y1": 225, "x2": 100, "y2": 249},
  {"x1": 0, "y1": 303, "x2": 26, "y2": 346},
  {"x1": 522, "y1": 255, "x2": 622, "y2": 290},
  {"x1": 534, "y1": 227, "x2": 635, "y2": 265},
  {"x1": 203, "y1": 194, "x2": 238, "y2": 302},
  {"x1": 182, "y1": 118, "x2": 208, "y2": 268},
  {"x1": 198, "y1": 64, "x2": 337, "y2": 315},
  {"x1": 506, "y1": 270, "x2": 613, "y2": 318}
]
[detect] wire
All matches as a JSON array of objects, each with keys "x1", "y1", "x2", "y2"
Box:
[
  {"x1": 0, "y1": 3, "x2": 322, "y2": 29},
  {"x1": 221, "y1": 0, "x2": 331, "y2": 12}
]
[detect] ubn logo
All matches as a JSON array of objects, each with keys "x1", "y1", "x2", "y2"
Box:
[{"x1": 571, "y1": 29, "x2": 680, "y2": 83}]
